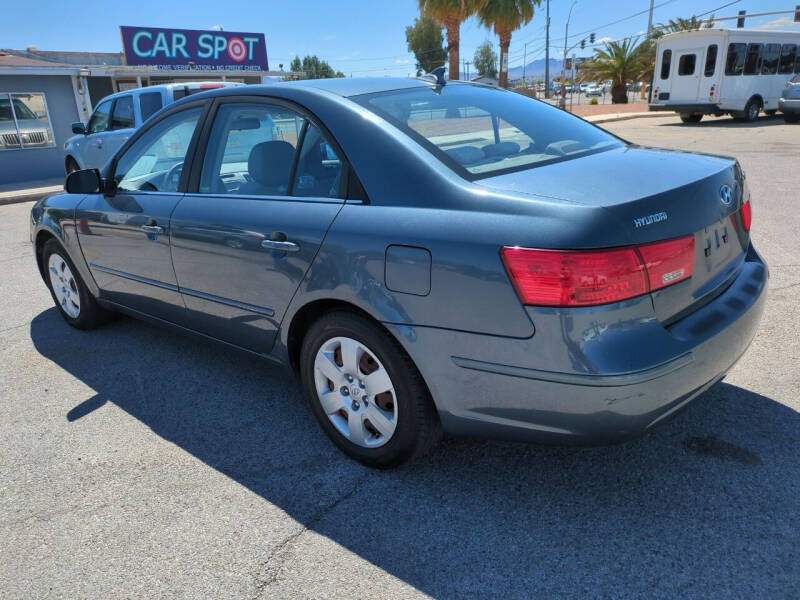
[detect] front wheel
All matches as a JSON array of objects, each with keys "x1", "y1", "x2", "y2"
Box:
[
  {"x1": 65, "y1": 157, "x2": 79, "y2": 174},
  {"x1": 680, "y1": 113, "x2": 703, "y2": 124},
  {"x1": 300, "y1": 311, "x2": 440, "y2": 468},
  {"x1": 43, "y1": 239, "x2": 110, "y2": 329},
  {"x1": 737, "y1": 98, "x2": 761, "y2": 122}
]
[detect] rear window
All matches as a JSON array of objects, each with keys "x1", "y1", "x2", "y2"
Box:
[
  {"x1": 744, "y1": 43, "x2": 762, "y2": 75},
  {"x1": 139, "y1": 92, "x2": 163, "y2": 122},
  {"x1": 704, "y1": 45, "x2": 718, "y2": 77},
  {"x1": 354, "y1": 84, "x2": 623, "y2": 179},
  {"x1": 660, "y1": 50, "x2": 672, "y2": 79},
  {"x1": 678, "y1": 54, "x2": 696, "y2": 76},
  {"x1": 725, "y1": 43, "x2": 746, "y2": 75},
  {"x1": 762, "y1": 43, "x2": 781, "y2": 75}
]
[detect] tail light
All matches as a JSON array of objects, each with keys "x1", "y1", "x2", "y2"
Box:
[
  {"x1": 709, "y1": 84, "x2": 716, "y2": 100},
  {"x1": 741, "y1": 200, "x2": 752, "y2": 232},
  {"x1": 501, "y1": 235, "x2": 695, "y2": 307}
]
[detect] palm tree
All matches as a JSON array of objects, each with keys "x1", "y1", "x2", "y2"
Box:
[
  {"x1": 653, "y1": 15, "x2": 715, "y2": 38},
  {"x1": 477, "y1": 0, "x2": 539, "y2": 88},
  {"x1": 419, "y1": 0, "x2": 485, "y2": 81},
  {"x1": 579, "y1": 37, "x2": 651, "y2": 104}
]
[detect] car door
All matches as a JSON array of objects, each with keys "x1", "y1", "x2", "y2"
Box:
[
  {"x1": 169, "y1": 99, "x2": 345, "y2": 353},
  {"x1": 81, "y1": 99, "x2": 114, "y2": 169},
  {"x1": 75, "y1": 104, "x2": 205, "y2": 323}
]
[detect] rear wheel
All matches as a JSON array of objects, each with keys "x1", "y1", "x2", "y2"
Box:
[
  {"x1": 300, "y1": 311, "x2": 440, "y2": 468},
  {"x1": 680, "y1": 113, "x2": 703, "y2": 124},
  {"x1": 783, "y1": 112, "x2": 800, "y2": 123},
  {"x1": 42, "y1": 239, "x2": 110, "y2": 329},
  {"x1": 737, "y1": 98, "x2": 761, "y2": 122}
]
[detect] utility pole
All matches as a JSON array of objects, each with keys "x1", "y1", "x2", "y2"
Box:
[
  {"x1": 647, "y1": 0, "x2": 655, "y2": 36},
  {"x1": 464, "y1": 61, "x2": 471, "y2": 80},
  {"x1": 522, "y1": 42, "x2": 528, "y2": 86},
  {"x1": 545, "y1": 0, "x2": 551, "y2": 98},
  {"x1": 560, "y1": 0, "x2": 577, "y2": 109}
]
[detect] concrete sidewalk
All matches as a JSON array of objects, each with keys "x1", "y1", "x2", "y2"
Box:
[
  {"x1": 585, "y1": 111, "x2": 669, "y2": 124},
  {"x1": 0, "y1": 177, "x2": 64, "y2": 206}
]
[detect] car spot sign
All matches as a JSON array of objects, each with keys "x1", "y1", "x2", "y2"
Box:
[{"x1": 120, "y1": 25, "x2": 268, "y2": 70}]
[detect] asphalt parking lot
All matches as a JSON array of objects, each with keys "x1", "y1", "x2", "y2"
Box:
[{"x1": 2, "y1": 113, "x2": 798, "y2": 600}]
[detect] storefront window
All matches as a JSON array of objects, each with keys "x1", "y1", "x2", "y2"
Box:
[{"x1": 0, "y1": 92, "x2": 56, "y2": 150}]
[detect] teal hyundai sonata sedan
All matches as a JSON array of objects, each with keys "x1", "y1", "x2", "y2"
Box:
[{"x1": 31, "y1": 76, "x2": 767, "y2": 467}]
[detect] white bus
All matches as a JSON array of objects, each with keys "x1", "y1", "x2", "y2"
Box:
[{"x1": 649, "y1": 29, "x2": 800, "y2": 123}]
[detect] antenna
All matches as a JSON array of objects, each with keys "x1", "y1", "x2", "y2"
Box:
[{"x1": 419, "y1": 66, "x2": 447, "y2": 86}]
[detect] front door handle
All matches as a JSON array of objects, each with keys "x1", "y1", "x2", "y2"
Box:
[
  {"x1": 141, "y1": 224, "x2": 165, "y2": 235},
  {"x1": 261, "y1": 239, "x2": 299, "y2": 252}
]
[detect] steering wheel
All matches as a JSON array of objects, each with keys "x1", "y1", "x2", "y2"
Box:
[{"x1": 164, "y1": 161, "x2": 185, "y2": 191}]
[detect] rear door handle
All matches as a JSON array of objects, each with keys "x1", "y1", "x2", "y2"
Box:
[
  {"x1": 140, "y1": 225, "x2": 165, "y2": 234},
  {"x1": 261, "y1": 239, "x2": 299, "y2": 252}
]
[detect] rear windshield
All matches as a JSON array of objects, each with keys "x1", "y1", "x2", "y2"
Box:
[{"x1": 354, "y1": 84, "x2": 623, "y2": 179}]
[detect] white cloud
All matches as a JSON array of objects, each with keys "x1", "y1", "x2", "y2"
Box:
[
  {"x1": 756, "y1": 17, "x2": 800, "y2": 30},
  {"x1": 597, "y1": 36, "x2": 613, "y2": 43},
  {"x1": 395, "y1": 58, "x2": 411, "y2": 64},
  {"x1": 211, "y1": 24, "x2": 224, "y2": 31}
]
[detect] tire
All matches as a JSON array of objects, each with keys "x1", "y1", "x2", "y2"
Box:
[
  {"x1": 65, "y1": 157, "x2": 80, "y2": 174},
  {"x1": 680, "y1": 113, "x2": 703, "y2": 124},
  {"x1": 42, "y1": 239, "x2": 110, "y2": 330},
  {"x1": 783, "y1": 113, "x2": 800, "y2": 123},
  {"x1": 737, "y1": 98, "x2": 761, "y2": 122},
  {"x1": 300, "y1": 311, "x2": 441, "y2": 468}
]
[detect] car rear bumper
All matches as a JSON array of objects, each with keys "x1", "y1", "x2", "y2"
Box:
[
  {"x1": 387, "y1": 245, "x2": 768, "y2": 443},
  {"x1": 649, "y1": 103, "x2": 723, "y2": 114},
  {"x1": 778, "y1": 98, "x2": 800, "y2": 114}
]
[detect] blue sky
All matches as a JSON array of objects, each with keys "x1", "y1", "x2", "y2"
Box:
[{"x1": 3, "y1": 0, "x2": 798, "y2": 76}]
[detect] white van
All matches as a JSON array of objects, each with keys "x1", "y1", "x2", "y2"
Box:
[{"x1": 649, "y1": 29, "x2": 800, "y2": 123}]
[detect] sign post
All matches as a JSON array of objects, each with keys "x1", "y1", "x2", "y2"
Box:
[{"x1": 119, "y1": 26, "x2": 268, "y2": 71}]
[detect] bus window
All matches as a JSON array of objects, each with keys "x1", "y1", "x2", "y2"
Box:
[
  {"x1": 780, "y1": 44, "x2": 798, "y2": 74},
  {"x1": 678, "y1": 54, "x2": 696, "y2": 76},
  {"x1": 761, "y1": 44, "x2": 780, "y2": 75},
  {"x1": 660, "y1": 50, "x2": 672, "y2": 79},
  {"x1": 704, "y1": 45, "x2": 718, "y2": 77},
  {"x1": 743, "y1": 44, "x2": 762, "y2": 75},
  {"x1": 725, "y1": 43, "x2": 746, "y2": 76}
]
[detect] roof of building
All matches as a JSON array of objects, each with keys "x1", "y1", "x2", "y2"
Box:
[
  {"x1": 0, "y1": 49, "x2": 124, "y2": 66},
  {"x1": 0, "y1": 52, "x2": 73, "y2": 67}
]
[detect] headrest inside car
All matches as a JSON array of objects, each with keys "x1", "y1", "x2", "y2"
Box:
[{"x1": 248, "y1": 141, "x2": 295, "y2": 185}]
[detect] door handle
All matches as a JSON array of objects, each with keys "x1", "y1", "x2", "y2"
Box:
[
  {"x1": 261, "y1": 239, "x2": 299, "y2": 252},
  {"x1": 140, "y1": 225, "x2": 165, "y2": 235}
]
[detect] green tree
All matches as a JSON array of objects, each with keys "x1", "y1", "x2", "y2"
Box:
[
  {"x1": 473, "y1": 40, "x2": 498, "y2": 78},
  {"x1": 419, "y1": 0, "x2": 485, "y2": 81},
  {"x1": 287, "y1": 55, "x2": 344, "y2": 79},
  {"x1": 477, "y1": 0, "x2": 540, "y2": 88},
  {"x1": 578, "y1": 37, "x2": 651, "y2": 103},
  {"x1": 406, "y1": 15, "x2": 448, "y2": 75},
  {"x1": 653, "y1": 15, "x2": 715, "y2": 38}
]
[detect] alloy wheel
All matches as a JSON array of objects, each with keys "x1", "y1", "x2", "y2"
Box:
[
  {"x1": 313, "y1": 336, "x2": 398, "y2": 448},
  {"x1": 48, "y1": 253, "x2": 81, "y2": 319}
]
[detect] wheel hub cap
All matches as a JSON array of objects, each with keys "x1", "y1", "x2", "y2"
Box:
[
  {"x1": 47, "y1": 253, "x2": 80, "y2": 319},
  {"x1": 313, "y1": 336, "x2": 398, "y2": 448}
]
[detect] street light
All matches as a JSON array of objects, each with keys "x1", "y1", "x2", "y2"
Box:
[{"x1": 559, "y1": 0, "x2": 577, "y2": 110}]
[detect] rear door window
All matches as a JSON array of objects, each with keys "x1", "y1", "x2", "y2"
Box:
[
  {"x1": 678, "y1": 54, "x2": 696, "y2": 76},
  {"x1": 660, "y1": 50, "x2": 672, "y2": 79},
  {"x1": 111, "y1": 95, "x2": 134, "y2": 129},
  {"x1": 704, "y1": 45, "x2": 718, "y2": 77},
  {"x1": 139, "y1": 92, "x2": 163, "y2": 122},
  {"x1": 743, "y1": 43, "x2": 762, "y2": 75},
  {"x1": 779, "y1": 44, "x2": 797, "y2": 74},
  {"x1": 761, "y1": 43, "x2": 781, "y2": 75},
  {"x1": 87, "y1": 100, "x2": 112, "y2": 134},
  {"x1": 725, "y1": 43, "x2": 746, "y2": 75},
  {"x1": 292, "y1": 123, "x2": 343, "y2": 198}
]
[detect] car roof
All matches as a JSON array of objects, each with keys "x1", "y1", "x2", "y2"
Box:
[{"x1": 276, "y1": 77, "x2": 441, "y2": 97}]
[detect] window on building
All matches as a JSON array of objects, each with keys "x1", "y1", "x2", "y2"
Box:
[
  {"x1": 743, "y1": 43, "x2": 762, "y2": 75},
  {"x1": 88, "y1": 99, "x2": 112, "y2": 134},
  {"x1": 779, "y1": 44, "x2": 798, "y2": 74},
  {"x1": 761, "y1": 43, "x2": 781, "y2": 75},
  {"x1": 704, "y1": 45, "x2": 718, "y2": 77},
  {"x1": 111, "y1": 95, "x2": 134, "y2": 130},
  {"x1": 139, "y1": 92, "x2": 163, "y2": 122},
  {"x1": 0, "y1": 92, "x2": 55, "y2": 150},
  {"x1": 725, "y1": 43, "x2": 746, "y2": 76},
  {"x1": 660, "y1": 50, "x2": 672, "y2": 79},
  {"x1": 678, "y1": 54, "x2": 697, "y2": 76}
]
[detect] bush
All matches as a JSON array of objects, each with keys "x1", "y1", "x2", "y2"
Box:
[{"x1": 590, "y1": 97, "x2": 599, "y2": 105}]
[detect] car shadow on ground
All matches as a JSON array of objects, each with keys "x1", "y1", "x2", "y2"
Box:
[
  {"x1": 660, "y1": 114, "x2": 787, "y2": 129},
  {"x1": 30, "y1": 309, "x2": 800, "y2": 598}
]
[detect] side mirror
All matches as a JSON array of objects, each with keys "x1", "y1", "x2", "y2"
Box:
[
  {"x1": 65, "y1": 169, "x2": 102, "y2": 194},
  {"x1": 71, "y1": 122, "x2": 87, "y2": 135}
]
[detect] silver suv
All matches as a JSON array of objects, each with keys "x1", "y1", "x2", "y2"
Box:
[{"x1": 64, "y1": 82, "x2": 243, "y2": 173}]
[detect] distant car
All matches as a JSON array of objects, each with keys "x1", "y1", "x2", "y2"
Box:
[
  {"x1": 0, "y1": 94, "x2": 54, "y2": 149},
  {"x1": 32, "y1": 77, "x2": 767, "y2": 467},
  {"x1": 63, "y1": 82, "x2": 243, "y2": 174},
  {"x1": 585, "y1": 85, "x2": 603, "y2": 97},
  {"x1": 778, "y1": 75, "x2": 800, "y2": 123}
]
